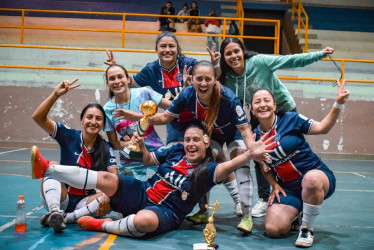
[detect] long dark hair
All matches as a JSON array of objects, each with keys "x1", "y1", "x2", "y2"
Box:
[
  {"x1": 219, "y1": 38, "x2": 257, "y2": 85},
  {"x1": 80, "y1": 103, "x2": 108, "y2": 171},
  {"x1": 186, "y1": 123, "x2": 214, "y2": 199},
  {"x1": 104, "y1": 64, "x2": 130, "y2": 99},
  {"x1": 155, "y1": 31, "x2": 182, "y2": 57},
  {"x1": 192, "y1": 60, "x2": 221, "y2": 137}
]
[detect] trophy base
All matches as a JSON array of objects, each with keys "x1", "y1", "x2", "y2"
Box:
[
  {"x1": 193, "y1": 243, "x2": 217, "y2": 250},
  {"x1": 120, "y1": 146, "x2": 143, "y2": 162}
]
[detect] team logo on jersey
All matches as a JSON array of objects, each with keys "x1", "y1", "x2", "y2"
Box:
[
  {"x1": 235, "y1": 105, "x2": 244, "y2": 117},
  {"x1": 176, "y1": 73, "x2": 183, "y2": 82}
]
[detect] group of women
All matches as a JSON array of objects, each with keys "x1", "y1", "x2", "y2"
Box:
[{"x1": 31, "y1": 31, "x2": 349, "y2": 248}]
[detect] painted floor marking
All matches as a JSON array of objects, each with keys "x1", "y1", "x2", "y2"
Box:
[
  {"x1": 99, "y1": 234, "x2": 117, "y2": 250},
  {"x1": 0, "y1": 148, "x2": 27, "y2": 155}
]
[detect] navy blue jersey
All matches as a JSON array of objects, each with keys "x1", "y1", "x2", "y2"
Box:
[
  {"x1": 132, "y1": 55, "x2": 197, "y2": 99},
  {"x1": 254, "y1": 112, "x2": 328, "y2": 183},
  {"x1": 166, "y1": 85, "x2": 248, "y2": 136},
  {"x1": 52, "y1": 122, "x2": 117, "y2": 195},
  {"x1": 146, "y1": 144, "x2": 218, "y2": 220}
]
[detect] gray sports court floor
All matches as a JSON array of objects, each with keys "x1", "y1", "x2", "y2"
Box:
[{"x1": 0, "y1": 146, "x2": 373, "y2": 249}]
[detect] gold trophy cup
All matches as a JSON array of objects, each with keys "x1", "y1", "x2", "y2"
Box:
[
  {"x1": 121, "y1": 100, "x2": 158, "y2": 161},
  {"x1": 193, "y1": 200, "x2": 221, "y2": 250}
]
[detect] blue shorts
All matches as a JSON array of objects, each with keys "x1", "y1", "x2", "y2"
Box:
[
  {"x1": 65, "y1": 189, "x2": 96, "y2": 213},
  {"x1": 110, "y1": 174, "x2": 182, "y2": 236},
  {"x1": 272, "y1": 164, "x2": 336, "y2": 211},
  {"x1": 166, "y1": 121, "x2": 186, "y2": 144}
]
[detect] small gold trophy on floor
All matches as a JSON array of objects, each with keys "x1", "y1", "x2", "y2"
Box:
[
  {"x1": 121, "y1": 100, "x2": 157, "y2": 161},
  {"x1": 193, "y1": 200, "x2": 221, "y2": 250}
]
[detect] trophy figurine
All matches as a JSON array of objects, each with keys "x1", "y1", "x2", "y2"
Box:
[
  {"x1": 193, "y1": 200, "x2": 221, "y2": 250},
  {"x1": 121, "y1": 100, "x2": 158, "y2": 162}
]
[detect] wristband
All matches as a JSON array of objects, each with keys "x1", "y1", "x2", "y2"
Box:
[
  {"x1": 333, "y1": 102, "x2": 343, "y2": 110},
  {"x1": 213, "y1": 63, "x2": 220, "y2": 69}
]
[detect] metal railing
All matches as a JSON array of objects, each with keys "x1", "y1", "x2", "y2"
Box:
[
  {"x1": 0, "y1": 8, "x2": 281, "y2": 54},
  {"x1": 287, "y1": 0, "x2": 309, "y2": 52}
]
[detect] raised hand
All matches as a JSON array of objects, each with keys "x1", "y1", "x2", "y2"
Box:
[
  {"x1": 249, "y1": 133, "x2": 276, "y2": 163},
  {"x1": 323, "y1": 47, "x2": 334, "y2": 55},
  {"x1": 183, "y1": 65, "x2": 193, "y2": 87},
  {"x1": 335, "y1": 79, "x2": 350, "y2": 104},
  {"x1": 53, "y1": 79, "x2": 80, "y2": 97},
  {"x1": 104, "y1": 49, "x2": 117, "y2": 66},
  {"x1": 207, "y1": 42, "x2": 221, "y2": 67},
  {"x1": 131, "y1": 132, "x2": 145, "y2": 149}
]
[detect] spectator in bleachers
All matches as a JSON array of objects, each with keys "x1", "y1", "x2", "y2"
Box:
[
  {"x1": 176, "y1": 3, "x2": 189, "y2": 23},
  {"x1": 159, "y1": 1, "x2": 176, "y2": 32},
  {"x1": 187, "y1": 1, "x2": 202, "y2": 32},
  {"x1": 204, "y1": 9, "x2": 221, "y2": 51},
  {"x1": 228, "y1": 20, "x2": 239, "y2": 36}
]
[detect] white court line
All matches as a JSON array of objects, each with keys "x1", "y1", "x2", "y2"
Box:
[
  {"x1": 0, "y1": 148, "x2": 27, "y2": 155},
  {"x1": 28, "y1": 234, "x2": 49, "y2": 250},
  {"x1": 0, "y1": 205, "x2": 43, "y2": 232},
  {"x1": 352, "y1": 172, "x2": 374, "y2": 181},
  {"x1": 336, "y1": 189, "x2": 374, "y2": 192}
]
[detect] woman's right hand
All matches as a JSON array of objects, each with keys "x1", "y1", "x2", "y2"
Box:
[
  {"x1": 131, "y1": 132, "x2": 145, "y2": 149},
  {"x1": 207, "y1": 42, "x2": 220, "y2": 67},
  {"x1": 105, "y1": 49, "x2": 117, "y2": 66},
  {"x1": 53, "y1": 79, "x2": 80, "y2": 97}
]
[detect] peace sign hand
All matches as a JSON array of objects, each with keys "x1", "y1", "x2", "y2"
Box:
[
  {"x1": 183, "y1": 65, "x2": 193, "y2": 87},
  {"x1": 335, "y1": 79, "x2": 350, "y2": 105},
  {"x1": 207, "y1": 42, "x2": 221, "y2": 67},
  {"x1": 105, "y1": 49, "x2": 117, "y2": 66},
  {"x1": 53, "y1": 79, "x2": 80, "y2": 97}
]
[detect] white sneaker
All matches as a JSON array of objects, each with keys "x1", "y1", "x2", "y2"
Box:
[
  {"x1": 252, "y1": 199, "x2": 268, "y2": 217},
  {"x1": 295, "y1": 226, "x2": 314, "y2": 248},
  {"x1": 235, "y1": 201, "x2": 242, "y2": 217}
]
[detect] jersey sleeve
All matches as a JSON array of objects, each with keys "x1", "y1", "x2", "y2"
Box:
[
  {"x1": 224, "y1": 88, "x2": 248, "y2": 127},
  {"x1": 143, "y1": 87, "x2": 163, "y2": 106},
  {"x1": 257, "y1": 50, "x2": 325, "y2": 72},
  {"x1": 207, "y1": 161, "x2": 219, "y2": 186},
  {"x1": 151, "y1": 144, "x2": 183, "y2": 166},
  {"x1": 53, "y1": 122, "x2": 79, "y2": 147},
  {"x1": 166, "y1": 87, "x2": 191, "y2": 117},
  {"x1": 105, "y1": 143, "x2": 118, "y2": 169},
  {"x1": 288, "y1": 112, "x2": 314, "y2": 135},
  {"x1": 132, "y1": 66, "x2": 152, "y2": 88}
]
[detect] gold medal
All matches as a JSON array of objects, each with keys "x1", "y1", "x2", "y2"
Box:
[{"x1": 181, "y1": 191, "x2": 188, "y2": 201}]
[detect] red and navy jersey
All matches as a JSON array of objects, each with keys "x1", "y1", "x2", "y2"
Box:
[
  {"x1": 254, "y1": 112, "x2": 328, "y2": 183},
  {"x1": 166, "y1": 85, "x2": 248, "y2": 136},
  {"x1": 146, "y1": 144, "x2": 218, "y2": 220},
  {"x1": 132, "y1": 55, "x2": 197, "y2": 99},
  {"x1": 52, "y1": 122, "x2": 117, "y2": 195}
]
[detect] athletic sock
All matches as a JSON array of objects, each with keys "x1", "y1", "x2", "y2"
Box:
[
  {"x1": 43, "y1": 177, "x2": 61, "y2": 212},
  {"x1": 301, "y1": 202, "x2": 321, "y2": 229},
  {"x1": 235, "y1": 166, "x2": 253, "y2": 217},
  {"x1": 65, "y1": 197, "x2": 102, "y2": 224},
  {"x1": 45, "y1": 164, "x2": 97, "y2": 190},
  {"x1": 224, "y1": 179, "x2": 240, "y2": 204},
  {"x1": 102, "y1": 214, "x2": 145, "y2": 238}
]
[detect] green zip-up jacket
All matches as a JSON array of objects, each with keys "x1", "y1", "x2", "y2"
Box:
[{"x1": 224, "y1": 50, "x2": 325, "y2": 112}]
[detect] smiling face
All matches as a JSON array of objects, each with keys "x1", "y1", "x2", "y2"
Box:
[
  {"x1": 192, "y1": 64, "x2": 216, "y2": 105},
  {"x1": 106, "y1": 66, "x2": 130, "y2": 96},
  {"x1": 223, "y1": 42, "x2": 245, "y2": 75},
  {"x1": 81, "y1": 107, "x2": 105, "y2": 136},
  {"x1": 184, "y1": 127, "x2": 209, "y2": 163},
  {"x1": 251, "y1": 89, "x2": 277, "y2": 121},
  {"x1": 156, "y1": 36, "x2": 178, "y2": 68}
]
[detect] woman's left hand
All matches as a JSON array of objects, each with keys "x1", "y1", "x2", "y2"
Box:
[
  {"x1": 249, "y1": 133, "x2": 276, "y2": 163},
  {"x1": 335, "y1": 79, "x2": 350, "y2": 104},
  {"x1": 113, "y1": 109, "x2": 142, "y2": 121},
  {"x1": 268, "y1": 183, "x2": 286, "y2": 206},
  {"x1": 96, "y1": 194, "x2": 111, "y2": 217}
]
